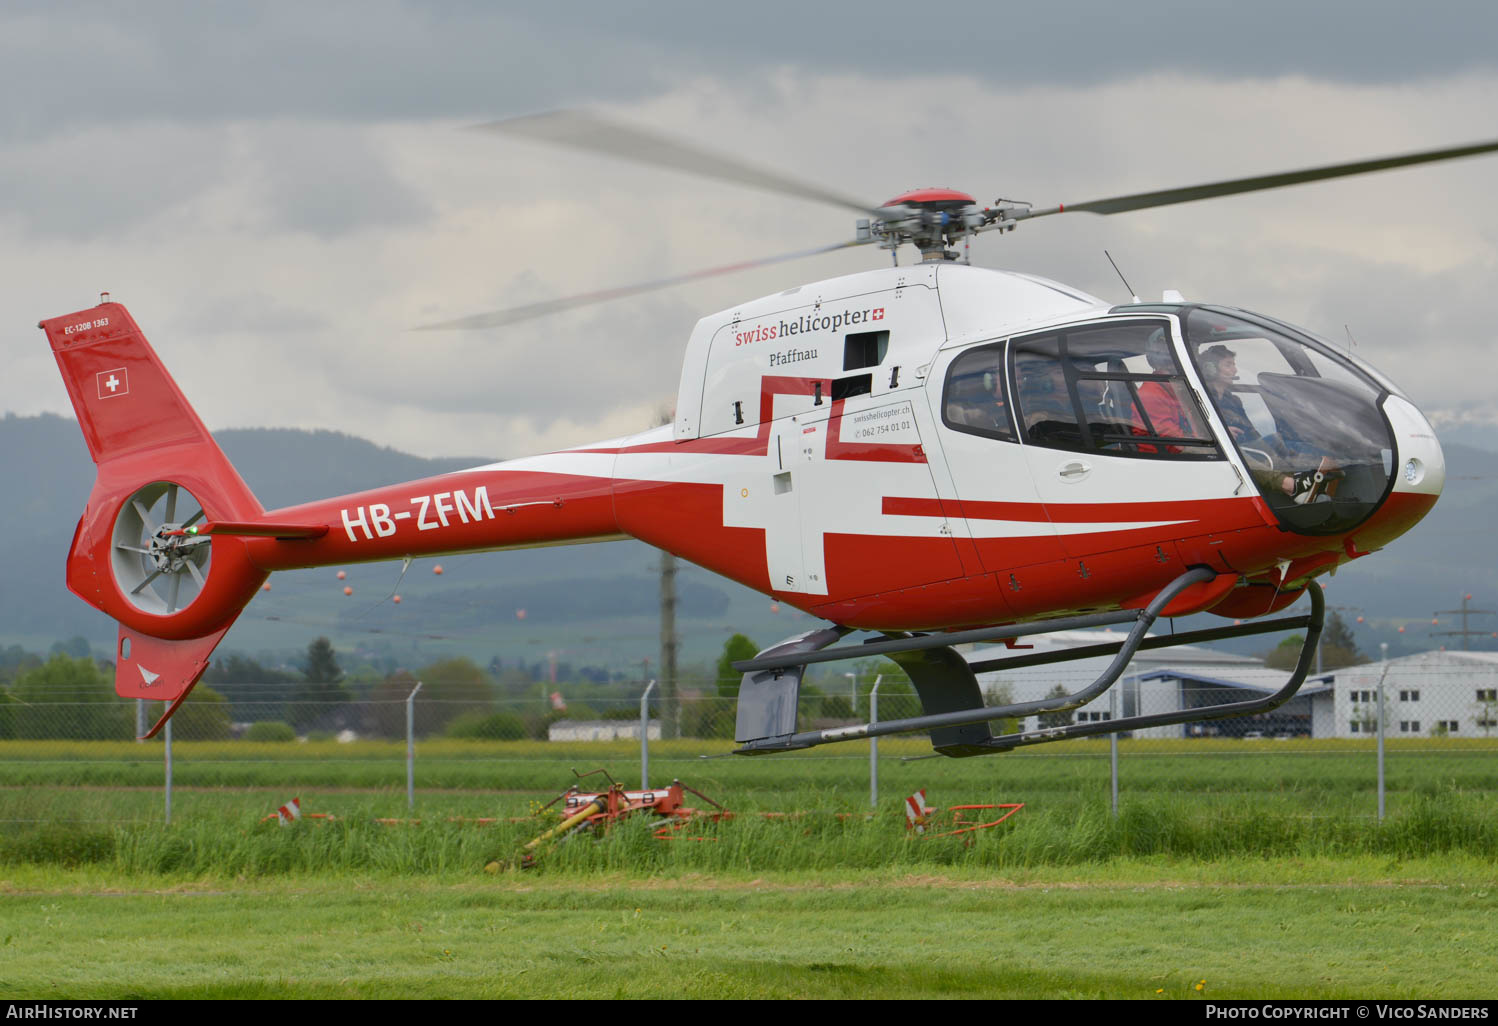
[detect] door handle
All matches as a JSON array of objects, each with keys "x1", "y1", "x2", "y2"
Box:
[{"x1": 1058, "y1": 460, "x2": 1091, "y2": 481}]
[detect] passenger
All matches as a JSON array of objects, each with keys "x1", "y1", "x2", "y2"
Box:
[
  {"x1": 988, "y1": 368, "x2": 1013, "y2": 435},
  {"x1": 1138, "y1": 331, "x2": 1192, "y2": 443},
  {"x1": 1015, "y1": 355, "x2": 1073, "y2": 434},
  {"x1": 946, "y1": 358, "x2": 1012, "y2": 436}
]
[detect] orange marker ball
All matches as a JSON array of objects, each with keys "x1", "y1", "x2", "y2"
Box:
[
  {"x1": 393, "y1": 595, "x2": 401, "y2": 604},
  {"x1": 343, "y1": 586, "x2": 353, "y2": 596},
  {"x1": 261, "y1": 582, "x2": 271, "y2": 592},
  {"x1": 433, "y1": 565, "x2": 444, "y2": 575},
  {"x1": 337, "y1": 570, "x2": 347, "y2": 580}
]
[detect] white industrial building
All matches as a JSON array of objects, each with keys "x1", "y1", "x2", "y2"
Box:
[
  {"x1": 547, "y1": 719, "x2": 661, "y2": 742},
  {"x1": 1324, "y1": 651, "x2": 1498, "y2": 739},
  {"x1": 964, "y1": 630, "x2": 1498, "y2": 740},
  {"x1": 964, "y1": 629, "x2": 1333, "y2": 739}
]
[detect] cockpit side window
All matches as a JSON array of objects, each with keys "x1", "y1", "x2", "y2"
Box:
[
  {"x1": 1009, "y1": 321, "x2": 1219, "y2": 459},
  {"x1": 942, "y1": 341, "x2": 1016, "y2": 442}
]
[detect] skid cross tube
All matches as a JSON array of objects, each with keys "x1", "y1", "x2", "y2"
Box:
[
  {"x1": 734, "y1": 570, "x2": 1322, "y2": 756},
  {"x1": 974, "y1": 582, "x2": 1324, "y2": 752}
]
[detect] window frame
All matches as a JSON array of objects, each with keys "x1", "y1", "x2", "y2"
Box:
[
  {"x1": 940, "y1": 338, "x2": 1018, "y2": 443},
  {"x1": 1005, "y1": 317, "x2": 1224, "y2": 461}
]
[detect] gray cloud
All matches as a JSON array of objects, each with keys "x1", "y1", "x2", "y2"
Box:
[
  {"x1": 238, "y1": 123, "x2": 432, "y2": 238},
  {"x1": 5, "y1": 19, "x2": 1498, "y2": 458},
  {"x1": 4, "y1": 1, "x2": 1498, "y2": 144}
]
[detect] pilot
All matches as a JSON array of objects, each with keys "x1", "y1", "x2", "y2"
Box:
[
  {"x1": 1199, "y1": 344, "x2": 1320, "y2": 500},
  {"x1": 1198, "y1": 345, "x2": 1255, "y2": 440}
]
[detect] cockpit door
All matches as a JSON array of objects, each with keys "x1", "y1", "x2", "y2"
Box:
[
  {"x1": 1008, "y1": 318, "x2": 1249, "y2": 561},
  {"x1": 924, "y1": 340, "x2": 1061, "y2": 576}
]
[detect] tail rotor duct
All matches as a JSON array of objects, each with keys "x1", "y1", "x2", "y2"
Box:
[{"x1": 110, "y1": 481, "x2": 212, "y2": 616}]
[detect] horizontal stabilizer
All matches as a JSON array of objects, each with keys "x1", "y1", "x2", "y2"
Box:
[{"x1": 188, "y1": 520, "x2": 329, "y2": 540}]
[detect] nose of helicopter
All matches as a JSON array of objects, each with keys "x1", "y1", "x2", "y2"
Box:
[{"x1": 1352, "y1": 394, "x2": 1445, "y2": 551}]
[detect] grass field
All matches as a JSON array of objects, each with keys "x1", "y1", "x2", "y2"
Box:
[
  {"x1": 1, "y1": 739, "x2": 1495, "y2": 998},
  {"x1": 3, "y1": 862, "x2": 1496, "y2": 999}
]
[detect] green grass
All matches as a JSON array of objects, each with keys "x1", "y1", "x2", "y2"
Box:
[
  {"x1": 3, "y1": 737, "x2": 1496, "y2": 794},
  {"x1": 2, "y1": 787, "x2": 1496, "y2": 876},
  {"x1": 2, "y1": 865, "x2": 1495, "y2": 999},
  {"x1": 2, "y1": 740, "x2": 1495, "y2": 998}
]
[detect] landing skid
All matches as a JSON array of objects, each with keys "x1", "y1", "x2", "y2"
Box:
[{"x1": 733, "y1": 567, "x2": 1325, "y2": 758}]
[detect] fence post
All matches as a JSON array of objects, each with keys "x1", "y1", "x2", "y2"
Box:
[
  {"x1": 1109, "y1": 687, "x2": 1119, "y2": 817},
  {"x1": 163, "y1": 711, "x2": 173, "y2": 825},
  {"x1": 406, "y1": 681, "x2": 423, "y2": 810},
  {"x1": 869, "y1": 675, "x2": 882, "y2": 810},
  {"x1": 1377, "y1": 643, "x2": 1388, "y2": 821},
  {"x1": 640, "y1": 679, "x2": 656, "y2": 789}
]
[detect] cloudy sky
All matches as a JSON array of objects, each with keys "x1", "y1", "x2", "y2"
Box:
[{"x1": 4, "y1": 2, "x2": 1497, "y2": 459}]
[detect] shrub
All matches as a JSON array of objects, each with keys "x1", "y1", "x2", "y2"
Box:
[
  {"x1": 245, "y1": 721, "x2": 297, "y2": 742},
  {"x1": 444, "y1": 711, "x2": 529, "y2": 741}
]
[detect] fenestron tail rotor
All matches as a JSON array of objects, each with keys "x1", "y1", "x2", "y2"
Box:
[
  {"x1": 420, "y1": 112, "x2": 1498, "y2": 331},
  {"x1": 111, "y1": 482, "x2": 212, "y2": 616}
]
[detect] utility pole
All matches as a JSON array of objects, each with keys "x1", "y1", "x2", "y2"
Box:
[
  {"x1": 1433, "y1": 594, "x2": 1496, "y2": 651},
  {"x1": 659, "y1": 547, "x2": 679, "y2": 738},
  {"x1": 652, "y1": 404, "x2": 681, "y2": 739}
]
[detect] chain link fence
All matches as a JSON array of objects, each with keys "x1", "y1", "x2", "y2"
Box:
[
  {"x1": 4, "y1": 672, "x2": 1497, "y2": 745},
  {"x1": 0, "y1": 668, "x2": 1492, "y2": 754}
]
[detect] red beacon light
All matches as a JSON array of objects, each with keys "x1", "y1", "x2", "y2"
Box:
[{"x1": 882, "y1": 187, "x2": 977, "y2": 210}]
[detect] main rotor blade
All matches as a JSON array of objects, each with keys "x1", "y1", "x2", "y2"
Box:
[
  {"x1": 475, "y1": 110, "x2": 886, "y2": 218},
  {"x1": 412, "y1": 239, "x2": 868, "y2": 331},
  {"x1": 1024, "y1": 137, "x2": 1498, "y2": 219}
]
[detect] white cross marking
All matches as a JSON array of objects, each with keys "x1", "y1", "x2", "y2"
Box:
[{"x1": 105, "y1": 375, "x2": 120, "y2": 392}]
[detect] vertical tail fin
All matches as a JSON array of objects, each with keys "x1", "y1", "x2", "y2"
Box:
[{"x1": 41, "y1": 301, "x2": 269, "y2": 736}]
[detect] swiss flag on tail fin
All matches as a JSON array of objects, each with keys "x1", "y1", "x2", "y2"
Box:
[{"x1": 40, "y1": 304, "x2": 218, "y2": 467}]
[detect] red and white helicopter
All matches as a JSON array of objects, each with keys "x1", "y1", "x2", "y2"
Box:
[{"x1": 41, "y1": 115, "x2": 1496, "y2": 752}]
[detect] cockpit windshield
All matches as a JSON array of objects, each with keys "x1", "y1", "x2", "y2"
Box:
[{"x1": 1186, "y1": 308, "x2": 1394, "y2": 535}]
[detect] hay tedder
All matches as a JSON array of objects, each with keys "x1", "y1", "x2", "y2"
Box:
[{"x1": 514, "y1": 770, "x2": 730, "y2": 867}]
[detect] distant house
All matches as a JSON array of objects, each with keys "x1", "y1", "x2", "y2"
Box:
[
  {"x1": 547, "y1": 719, "x2": 661, "y2": 742},
  {"x1": 963, "y1": 628, "x2": 1498, "y2": 740},
  {"x1": 1120, "y1": 666, "x2": 1333, "y2": 739},
  {"x1": 1327, "y1": 651, "x2": 1498, "y2": 739}
]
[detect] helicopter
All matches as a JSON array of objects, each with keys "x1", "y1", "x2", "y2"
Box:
[{"x1": 41, "y1": 113, "x2": 1494, "y2": 751}]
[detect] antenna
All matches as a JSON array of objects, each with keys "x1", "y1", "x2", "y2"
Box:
[{"x1": 1104, "y1": 251, "x2": 1140, "y2": 303}]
